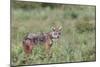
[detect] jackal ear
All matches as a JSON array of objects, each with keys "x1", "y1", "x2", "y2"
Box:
[
  {"x1": 58, "y1": 26, "x2": 62, "y2": 31},
  {"x1": 51, "y1": 27, "x2": 56, "y2": 31}
]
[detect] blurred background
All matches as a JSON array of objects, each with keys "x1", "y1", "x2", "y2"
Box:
[{"x1": 11, "y1": 0, "x2": 96, "y2": 66}]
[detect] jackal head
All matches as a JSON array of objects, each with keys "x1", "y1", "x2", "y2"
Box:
[{"x1": 51, "y1": 26, "x2": 62, "y2": 39}]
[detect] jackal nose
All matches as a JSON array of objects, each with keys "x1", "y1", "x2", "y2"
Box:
[{"x1": 57, "y1": 36, "x2": 59, "y2": 38}]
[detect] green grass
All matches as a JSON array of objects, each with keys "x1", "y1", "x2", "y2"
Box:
[{"x1": 11, "y1": 6, "x2": 96, "y2": 66}]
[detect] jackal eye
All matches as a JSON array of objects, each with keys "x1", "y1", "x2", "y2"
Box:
[{"x1": 58, "y1": 32, "x2": 61, "y2": 35}]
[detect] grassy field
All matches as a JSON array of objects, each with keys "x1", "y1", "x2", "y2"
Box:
[{"x1": 11, "y1": 4, "x2": 96, "y2": 66}]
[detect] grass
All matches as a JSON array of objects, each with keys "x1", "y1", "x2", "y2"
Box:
[{"x1": 11, "y1": 5, "x2": 96, "y2": 66}]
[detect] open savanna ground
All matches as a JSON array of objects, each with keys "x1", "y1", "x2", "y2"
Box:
[{"x1": 11, "y1": 2, "x2": 96, "y2": 66}]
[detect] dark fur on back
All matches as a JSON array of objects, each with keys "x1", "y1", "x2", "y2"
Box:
[{"x1": 23, "y1": 32, "x2": 52, "y2": 45}]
